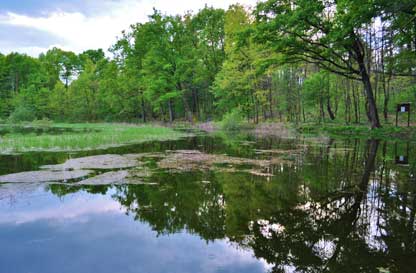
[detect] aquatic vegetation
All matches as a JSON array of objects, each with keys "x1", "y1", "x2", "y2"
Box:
[
  {"x1": 0, "y1": 146, "x2": 297, "y2": 185},
  {"x1": 0, "y1": 170, "x2": 92, "y2": 183},
  {"x1": 0, "y1": 131, "x2": 414, "y2": 273},
  {"x1": 42, "y1": 154, "x2": 142, "y2": 171},
  {"x1": 157, "y1": 150, "x2": 292, "y2": 172},
  {"x1": 0, "y1": 123, "x2": 189, "y2": 154}
]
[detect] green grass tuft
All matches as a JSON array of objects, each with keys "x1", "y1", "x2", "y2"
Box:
[{"x1": 0, "y1": 123, "x2": 189, "y2": 154}]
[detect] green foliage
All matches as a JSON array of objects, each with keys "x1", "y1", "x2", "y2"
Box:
[
  {"x1": 0, "y1": 123, "x2": 188, "y2": 153},
  {"x1": 220, "y1": 109, "x2": 245, "y2": 131},
  {"x1": 391, "y1": 84, "x2": 416, "y2": 108},
  {"x1": 299, "y1": 123, "x2": 416, "y2": 140},
  {"x1": 8, "y1": 105, "x2": 36, "y2": 123},
  {"x1": 32, "y1": 118, "x2": 53, "y2": 128},
  {"x1": 213, "y1": 4, "x2": 274, "y2": 123},
  {"x1": 0, "y1": 2, "x2": 414, "y2": 131}
]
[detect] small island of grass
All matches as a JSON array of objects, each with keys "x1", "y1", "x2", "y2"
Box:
[{"x1": 0, "y1": 123, "x2": 188, "y2": 154}]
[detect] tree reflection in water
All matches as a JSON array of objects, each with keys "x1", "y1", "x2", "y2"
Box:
[{"x1": 49, "y1": 138, "x2": 416, "y2": 273}]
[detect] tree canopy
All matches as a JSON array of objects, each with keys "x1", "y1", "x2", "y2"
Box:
[{"x1": 0, "y1": 1, "x2": 414, "y2": 127}]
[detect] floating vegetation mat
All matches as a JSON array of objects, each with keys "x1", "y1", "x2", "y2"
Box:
[
  {"x1": 41, "y1": 154, "x2": 143, "y2": 171},
  {"x1": 0, "y1": 148, "x2": 298, "y2": 185},
  {"x1": 0, "y1": 170, "x2": 93, "y2": 183},
  {"x1": 158, "y1": 150, "x2": 292, "y2": 172}
]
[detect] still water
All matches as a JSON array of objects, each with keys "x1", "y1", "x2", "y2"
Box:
[{"x1": 0, "y1": 132, "x2": 415, "y2": 273}]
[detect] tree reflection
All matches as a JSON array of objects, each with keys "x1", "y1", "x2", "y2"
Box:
[
  {"x1": 48, "y1": 138, "x2": 416, "y2": 273},
  {"x1": 113, "y1": 171, "x2": 227, "y2": 241}
]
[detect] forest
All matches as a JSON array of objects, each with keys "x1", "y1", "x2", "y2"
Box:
[
  {"x1": 1, "y1": 2, "x2": 416, "y2": 272},
  {"x1": 0, "y1": 0, "x2": 415, "y2": 129}
]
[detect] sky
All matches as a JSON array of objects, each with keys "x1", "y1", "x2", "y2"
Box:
[{"x1": 0, "y1": 0, "x2": 257, "y2": 57}]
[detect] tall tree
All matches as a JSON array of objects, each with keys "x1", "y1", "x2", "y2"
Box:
[
  {"x1": 254, "y1": 0, "x2": 383, "y2": 128},
  {"x1": 40, "y1": 48, "x2": 79, "y2": 90}
]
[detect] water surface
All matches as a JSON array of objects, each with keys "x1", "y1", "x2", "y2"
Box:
[{"x1": 0, "y1": 132, "x2": 415, "y2": 273}]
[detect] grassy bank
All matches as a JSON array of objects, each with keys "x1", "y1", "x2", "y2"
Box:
[
  {"x1": 298, "y1": 123, "x2": 416, "y2": 140},
  {"x1": 0, "y1": 123, "x2": 189, "y2": 154},
  {"x1": 189, "y1": 119, "x2": 416, "y2": 140}
]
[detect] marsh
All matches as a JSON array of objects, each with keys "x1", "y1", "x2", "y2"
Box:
[{"x1": 0, "y1": 125, "x2": 414, "y2": 273}]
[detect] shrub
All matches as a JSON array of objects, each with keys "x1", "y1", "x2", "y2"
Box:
[
  {"x1": 8, "y1": 106, "x2": 36, "y2": 123},
  {"x1": 221, "y1": 109, "x2": 244, "y2": 131},
  {"x1": 32, "y1": 118, "x2": 53, "y2": 128}
]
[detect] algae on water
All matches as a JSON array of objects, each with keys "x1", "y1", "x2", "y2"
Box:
[
  {"x1": 0, "y1": 170, "x2": 92, "y2": 183},
  {"x1": 157, "y1": 150, "x2": 292, "y2": 172},
  {"x1": 42, "y1": 154, "x2": 142, "y2": 171},
  {"x1": 0, "y1": 148, "x2": 295, "y2": 185}
]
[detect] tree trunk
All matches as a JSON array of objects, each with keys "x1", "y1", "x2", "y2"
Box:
[
  {"x1": 168, "y1": 99, "x2": 174, "y2": 123},
  {"x1": 319, "y1": 97, "x2": 325, "y2": 123},
  {"x1": 182, "y1": 96, "x2": 194, "y2": 124},
  {"x1": 383, "y1": 76, "x2": 391, "y2": 122},
  {"x1": 327, "y1": 96, "x2": 336, "y2": 120},
  {"x1": 353, "y1": 38, "x2": 381, "y2": 128},
  {"x1": 141, "y1": 96, "x2": 146, "y2": 123},
  {"x1": 361, "y1": 71, "x2": 381, "y2": 128},
  {"x1": 326, "y1": 77, "x2": 335, "y2": 120},
  {"x1": 192, "y1": 89, "x2": 199, "y2": 120},
  {"x1": 345, "y1": 79, "x2": 351, "y2": 124},
  {"x1": 255, "y1": 98, "x2": 259, "y2": 124},
  {"x1": 334, "y1": 79, "x2": 339, "y2": 116},
  {"x1": 352, "y1": 82, "x2": 359, "y2": 123},
  {"x1": 268, "y1": 87, "x2": 274, "y2": 119},
  {"x1": 15, "y1": 73, "x2": 19, "y2": 94}
]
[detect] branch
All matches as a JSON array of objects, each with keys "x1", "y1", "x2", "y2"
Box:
[
  {"x1": 282, "y1": 55, "x2": 362, "y2": 80},
  {"x1": 270, "y1": 28, "x2": 361, "y2": 75}
]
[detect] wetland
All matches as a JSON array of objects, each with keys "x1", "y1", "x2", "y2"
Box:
[{"x1": 0, "y1": 124, "x2": 415, "y2": 273}]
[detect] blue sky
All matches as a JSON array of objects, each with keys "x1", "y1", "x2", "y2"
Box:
[
  {"x1": 0, "y1": 0, "x2": 257, "y2": 57},
  {"x1": 0, "y1": 0, "x2": 87, "y2": 15}
]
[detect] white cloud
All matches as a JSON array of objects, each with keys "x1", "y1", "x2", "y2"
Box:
[
  {"x1": 0, "y1": 193, "x2": 123, "y2": 224},
  {"x1": 0, "y1": 45, "x2": 52, "y2": 57},
  {"x1": 0, "y1": 0, "x2": 258, "y2": 56}
]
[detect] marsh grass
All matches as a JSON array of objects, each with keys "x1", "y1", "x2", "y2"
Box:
[
  {"x1": 0, "y1": 123, "x2": 188, "y2": 153},
  {"x1": 298, "y1": 123, "x2": 416, "y2": 140}
]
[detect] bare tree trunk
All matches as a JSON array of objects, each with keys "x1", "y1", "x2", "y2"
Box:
[{"x1": 353, "y1": 37, "x2": 381, "y2": 128}]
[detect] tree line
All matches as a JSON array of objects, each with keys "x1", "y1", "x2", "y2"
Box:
[{"x1": 0, "y1": 1, "x2": 415, "y2": 128}]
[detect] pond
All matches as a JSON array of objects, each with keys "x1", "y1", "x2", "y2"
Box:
[{"x1": 0, "y1": 131, "x2": 415, "y2": 273}]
